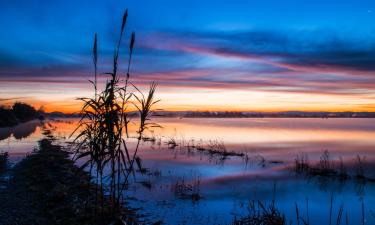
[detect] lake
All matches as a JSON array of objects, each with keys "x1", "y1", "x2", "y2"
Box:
[{"x1": 1, "y1": 118, "x2": 375, "y2": 224}]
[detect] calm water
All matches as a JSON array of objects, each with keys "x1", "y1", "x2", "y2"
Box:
[{"x1": 1, "y1": 118, "x2": 375, "y2": 224}]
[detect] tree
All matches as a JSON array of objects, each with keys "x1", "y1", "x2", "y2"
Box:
[{"x1": 12, "y1": 102, "x2": 39, "y2": 122}]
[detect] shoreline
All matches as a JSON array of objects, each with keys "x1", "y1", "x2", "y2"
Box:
[{"x1": 0, "y1": 134, "x2": 139, "y2": 224}]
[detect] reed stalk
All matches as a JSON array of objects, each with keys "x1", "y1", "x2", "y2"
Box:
[{"x1": 72, "y1": 9, "x2": 159, "y2": 217}]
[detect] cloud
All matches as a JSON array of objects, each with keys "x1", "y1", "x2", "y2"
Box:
[
  {"x1": 1, "y1": 27, "x2": 375, "y2": 102},
  {"x1": 1, "y1": 62, "x2": 374, "y2": 97},
  {"x1": 141, "y1": 29, "x2": 375, "y2": 75}
]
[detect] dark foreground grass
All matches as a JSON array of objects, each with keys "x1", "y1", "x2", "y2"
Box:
[
  {"x1": 0, "y1": 138, "x2": 137, "y2": 225},
  {"x1": 233, "y1": 201, "x2": 286, "y2": 225},
  {"x1": 0, "y1": 152, "x2": 8, "y2": 174}
]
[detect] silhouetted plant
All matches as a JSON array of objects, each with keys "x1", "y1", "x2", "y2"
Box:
[
  {"x1": 12, "y1": 102, "x2": 39, "y2": 122},
  {"x1": 72, "y1": 9, "x2": 159, "y2": 216},
  {"x1": 355, "y1": 155, "x2": 366, "y2": 180}
]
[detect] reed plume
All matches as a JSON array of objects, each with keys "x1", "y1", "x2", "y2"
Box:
[{"x1": 72, "y1": 8, "x2": 159, "y2": 216}]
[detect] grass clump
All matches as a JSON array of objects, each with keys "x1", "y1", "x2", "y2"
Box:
[
  {"x1": 170, "y1": 137, "x2": 245, "y2": 160},
  {"x1": 294, "y1": 153, "x2": 309, "y2": 173},
  {"x1": 309, "y1": 150, "x2": 336, "y2": 176},
  {"x1": 233, "y1": 201, "x2": 286, "y2": 225},
  {"x1": 166, "y1": 137, "x2": 178, "y2": 149},
  {"x1": 172, "y1": 177, "x2": 201, "y2": 202},
  {"x1": 292, "y1": 151, "x2": 375, "y2": 183},
  {"x1": 293, "y1": 151, "x2": 336, "y2": 177}
]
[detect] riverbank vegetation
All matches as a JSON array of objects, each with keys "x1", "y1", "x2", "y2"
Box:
[
  {"x1": 0, "y1": 135, "x2": 140, "y2": 224},
  {"x1": 0, "y1": 102, "x2": 42, "y2": 127}
]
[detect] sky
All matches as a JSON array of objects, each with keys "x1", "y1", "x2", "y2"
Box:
[{"x1": 0, "y1": 0, "x2": 375, "y2": 113}]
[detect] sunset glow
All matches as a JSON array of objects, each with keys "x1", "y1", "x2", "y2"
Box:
[{"x1": 1, "y1": 0, "x2": 374, "y2": 113}]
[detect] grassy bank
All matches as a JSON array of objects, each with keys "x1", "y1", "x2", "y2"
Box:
[{"x1": 0, "y1": 137, "x2": 137, "y2": 225}]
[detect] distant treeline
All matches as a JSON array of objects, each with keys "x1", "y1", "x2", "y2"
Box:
[
  {"x1": 0, "y1": 102, "x2": 43, "y2": 127},
  {"x1": 184, "y1": 111, "x2": 247, "y2": 118},
  {"x1": 43, "y1": 110, "x2": 375, "y2": 119},
  {"x1": 182, "y1": 111, "x2": 375, "y2": 118}
]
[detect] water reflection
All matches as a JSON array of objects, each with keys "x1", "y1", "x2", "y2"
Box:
[
  {"x1": 0, "y1": 120, "x2": 42, "y2": 141},
  {"x1": 1, "y1": 118, "x2": 375, "y2": 224},
  {"x1": 0, "y1": 119, "x2": 74, "y2": 156},
  {"x1": 2, "y1": 118, "x2": 375, "y2": 154}
]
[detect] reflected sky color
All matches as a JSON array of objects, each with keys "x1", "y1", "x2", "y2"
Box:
[
  {"x1": 1, "y1": 118, "x2": 375, "y2": 224},
  {"x1": 2, "y1": 118, "x2": 375, "y2": 162},
  {"x1": 0, "y1": 1, "x2": 375, "y2": 112}
]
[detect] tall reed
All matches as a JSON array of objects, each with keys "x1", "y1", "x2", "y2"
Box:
[{"x1": 72, "y1": 9, "x2": 159, "y2": 216}]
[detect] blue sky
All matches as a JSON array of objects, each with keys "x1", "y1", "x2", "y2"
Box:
[{"x1": 0, "y1": 0, "x2": 374, "y2": 112}]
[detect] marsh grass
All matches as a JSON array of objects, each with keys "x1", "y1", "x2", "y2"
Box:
[
  {"x1": 151, "y1": 136, "x2": 273, "y2": 167},
  {"x1": 172, "y1": 176, "x2": 201, "y2": 202},
  {"x1": 338, "y1": 157, "x2": 348, "y2": 180},
  {"x1": 292, "y1": 151, "x2": 375, "y2": 184},
  {"x1": 233, "y1": 200, "x2": 286, "y2": 225},
  {"x1": 294, "y1": 153, "x2": 309, "y2": 173},
  {"x1": 165, "y1": 137, "x2": 178, "y2": 149},
  {"x1": 72, "y1": 9, "x2": 159, "y2": 217},
  {"x1": 318, "y1": 150, "x2": 335, "y2": 174},
  {"x1": 355, "y1": 155, "x2": 366, "y2": 180},
  {"x1": 0, "y1": 152, "x2": 8, "y2": 174},
  {"x1": 175, "y1": 137, "x2": 244, "y2": 158},
  {"x1": 289, "y1": 194, "x2": 360, "y2": 225},
  {"x1": 141, "y1": 131, "x2": 156, "y2": 143}
]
